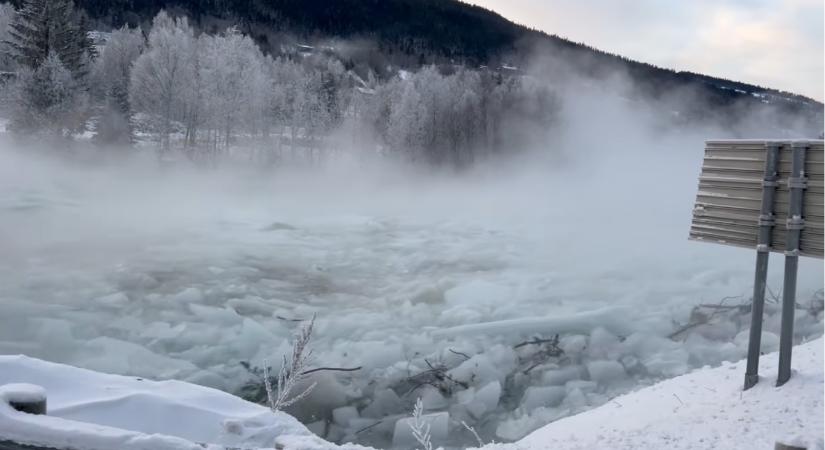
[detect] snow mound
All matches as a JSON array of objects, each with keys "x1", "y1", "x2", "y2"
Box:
[
  {"x1": 0, "y1": 383, "x2": 46, "y2": 404},
  {"x1": 0, "y1": 355, "x2": 372, "y2": 450},
  {"x1": 483, "y1": 338, "x2": 824, "y2": 450}
]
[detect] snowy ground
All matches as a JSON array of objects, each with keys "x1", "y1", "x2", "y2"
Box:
[
  {"x1": 1, "y1": 339, "x2": 821, "y2": 450},
  {"x1": 486, "y1": 337, "x2": 824, "y2": 450},
  {"x1": 0, "y1": 138, "x2": 822, "y2": 448},
  {"x1": 0, "y1": 354, "x2": 365, "y2": 450}
]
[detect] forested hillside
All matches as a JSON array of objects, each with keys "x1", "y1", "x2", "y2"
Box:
[
  {"x1": 9, "y1": 0, "x2": 821, "y2": 113},
  {"x1": 0, "y1": 0, "x2": 820, "y2": 166}
]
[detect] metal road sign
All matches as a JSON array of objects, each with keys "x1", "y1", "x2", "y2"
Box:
[
  {"x1": 690, "y1": 139, "x2": 824, "y2": 390},
  {"x1": 690, "y1": 140, "x2": 824, "y2": 257}
]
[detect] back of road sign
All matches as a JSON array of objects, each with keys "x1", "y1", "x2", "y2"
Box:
[{"x1": 690, "y1": 140, "x2": 824, "y2": 258}]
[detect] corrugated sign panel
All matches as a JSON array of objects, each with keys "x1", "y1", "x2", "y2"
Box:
[{"x1": 690, "y1": 140, "x2": 824, "y2": 259}]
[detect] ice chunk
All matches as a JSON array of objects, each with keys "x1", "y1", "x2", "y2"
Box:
[
  {"x1": 79, "y1": 337, "x2": 199, "y2": 379},
  {"x1": 142, "y1": 322, "x2": 185, "y2": 341},
  {"x1": 448, "y1": 345, "x2": 516, "y2": 386},
  {"x1": 392, "y1": 411, "x2": 449, "y2": 448},
  {"x1": 188, "y1": 304, "x2": 241, "y2": 325},
  {"x1": 495, "y1": 407, "x2": 565, "y2": 441},
  {"x1": 332, "y1": 406, "x2": 359, "y2": 427},
  {"x1": 587, "y1": 327, "x2": 622, "y2": 359},
  {"x1": 541, "y1": 366, "x2": 584, "y2": 385},
  {"x1": 464, "y1": 381, "x2": 501, "y2": 419},
  {"x1": 420, "y1": 387, "x2": 449, "y2": 410},
  {"x1": 560, "y1": 334, "x2": 588, "y2": 354},
  {"x1": 565, "y1": 379, "x2": 597, "y2": 393},
  {"x1": 432, "y1": 306, "x2": 633, "y2": 339},
  {"x1": 169, "y1": 287, "x2": 203, "y2": 304},
  {"x1": 696, "y1": 321, "x2": 738, "y2": 341},
  {"x1": 520, "y1": 385, "x2": 565, "y2": 411},
  {"x1": 587, "y1": 360, "x2": 626, "y2": 384},
  {"x1": 305, "y1": 419, "x2": 327, "y2": 437},
  {"x1": 565, "y1": 387, "x2": 588, "y2": 409},
  {"x1": 361, "y1": 389, "x2": 402, "y2": 418},
  {"x1": 351, "y1": 340, "x2": 403, "y2": 369},
  {"x1": 623, "y1": 333, "x2": 690, "y2": 377},
  {"x1": 642, "y1": 351, "x2": 690, "y2": 377},
  {"x1": 475, "y1": 381, "x2": 501, "y2": 410},
  {"x1": 226, "y1": 296, "x2": 275, "y2": 317},
  {"x1": 734, "y1": 330, "x2": 779, "y2": 353},
  {"x1": 300, "y1": 373, "x2": 349, "y2": 415}
]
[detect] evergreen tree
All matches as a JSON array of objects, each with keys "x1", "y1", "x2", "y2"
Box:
[{"x1": 5, "y1": 0, "x2": 95, "y2": 81}]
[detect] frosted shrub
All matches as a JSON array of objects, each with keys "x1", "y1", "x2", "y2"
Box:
[
  {"x1": 409, "y1": 397, "x2": 433, "y2": 450},
  {"x1": 264, "y1": 315, "x2": 317, "y2": 411}
]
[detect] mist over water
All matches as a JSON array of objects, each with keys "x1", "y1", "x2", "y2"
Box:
[{"x1": 0, "y1": 71, "x2": 822, "y2": 449}]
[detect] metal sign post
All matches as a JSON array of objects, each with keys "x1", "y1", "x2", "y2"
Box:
[
  {"x1": 777, "y1": 142, "x2": 808, "y2": 386},
  {"x1": 744, "y1": 143, "x2": 779, "y2": 389},
  {"x1": 690, "y1": 140, "x2": 824, "y2": 390}
]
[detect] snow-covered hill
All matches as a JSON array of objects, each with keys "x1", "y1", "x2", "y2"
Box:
[{"x1": 486, "y1": 338, "x2": 824, "y2": 450}]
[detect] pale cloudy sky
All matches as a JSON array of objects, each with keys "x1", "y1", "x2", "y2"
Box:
[{"x1": 466, "y1": 0, "x2": 824, "y2": 101}]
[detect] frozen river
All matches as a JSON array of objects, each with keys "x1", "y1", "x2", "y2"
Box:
[{"x1": 1, "y1": 145, "x2": 822, "y2": 448}]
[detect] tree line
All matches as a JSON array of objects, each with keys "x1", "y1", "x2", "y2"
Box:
[{"x1": 0, "y1": 0, "x2": 560, "y2": 167}]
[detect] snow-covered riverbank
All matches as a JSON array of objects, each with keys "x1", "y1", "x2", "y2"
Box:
[
  {"x1": 0, "y1": 354, "x2": 365, "y2": 450},
  {"x1": 487, "y1": 337, "x2": 824, "y2": 450},
  {"x1": 2, "y1": 338, "x2": 821, "y2": 450}
]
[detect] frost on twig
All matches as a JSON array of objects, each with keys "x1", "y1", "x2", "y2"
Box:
[
  {"x1": 461, "y1": 420, "x2": 485, "y2": 447},
  {"x1": 264, "y1": 315, "x2": 318, "y2": 411},
  {"x1": 409, "y1": 397, "x2": 433, "y2": 450}
]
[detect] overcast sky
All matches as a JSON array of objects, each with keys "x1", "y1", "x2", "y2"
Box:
[{"x1": 467, "y1": 0, "x2": 824, "y2": 101}]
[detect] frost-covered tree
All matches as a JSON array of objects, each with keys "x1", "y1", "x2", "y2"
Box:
[
  {"x1": 198, "y1": 28, "x2": 267, "y2": 155},
  {"x1": 363, "y1": 65, "x2": 559, "y2": 166},
  {"x1": 267, "y1": 57, "x2": 304, "y2": 159},
  {"x1": 129, "y1": 11, "x2": 195, "y2": 153},
  {"x1": 93, "y1": 26, "x2": 144, "y2": 145},
  {"x1": 386, "y1": 80, "x2": 426, "y2": 161},
  {"x1": 9, "y1": 51, "x2": 88, "y2": 137},
  {"x1": 5, "y1": 0, "x2": 94, "y2": 81}
]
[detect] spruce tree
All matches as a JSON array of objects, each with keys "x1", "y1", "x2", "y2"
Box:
[{"x1": 5, "y1": 0, "x2": 94, "y2": 81}]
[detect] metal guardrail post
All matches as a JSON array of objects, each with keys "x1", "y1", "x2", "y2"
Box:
[
  {"x1": 1, "y1": 386, "x2": 51, "y2": 450},
  {"x1": 744, "y1": 142, "x2": 781, "y2": 390},
  {"x1": 777, "y1": 141, "x2": 808, "y2": 386},
  {"x1": 775, "y1": 442, "x2": 807, "y2": 450},
  {"x1": 8, "y1": 399, "x2": 46, "y2": 416}
]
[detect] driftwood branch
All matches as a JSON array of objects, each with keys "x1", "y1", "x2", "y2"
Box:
[
  {"x1": 301, "y1": 366, "x2": 362, "y2": 375},
  {"x1": 514, "y1": 337, "x2": 560, "y2": 349},
  {"x1": 355, "y1": 420, "x2": 383, "y2": 435},
  {"x1": 448, "y1": 348, "x2": 471, "y2": 360}
]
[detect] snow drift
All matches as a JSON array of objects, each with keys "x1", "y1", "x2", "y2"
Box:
[
  {"x1": 487, "y1": 337, "x2": 824, "y2": 450},
  {"x1": 0, "y1": 354, "x2": 367, "y2": 450}
]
